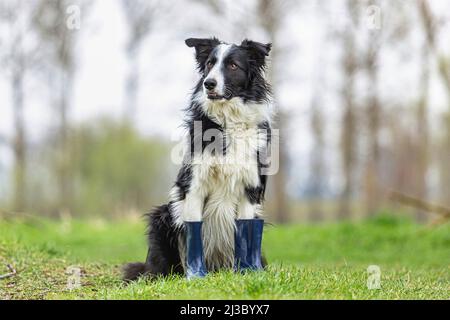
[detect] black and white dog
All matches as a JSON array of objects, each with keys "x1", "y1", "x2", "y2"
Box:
[{"x1": 123, "y1": 37, "x2": 273, "y2": 281}]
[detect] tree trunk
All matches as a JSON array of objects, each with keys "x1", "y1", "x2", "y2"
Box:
[
  {"x1": 442, "y1": 114, "x2": 450, "y2": 207},
  {"x1": 125, "y1": 48, "x2": 139, "y2": 122},
  {"x1": 415, "y1": 41, "x2": 430, "y2": 221},
  {"x1": 257, "y1": 0, "x2": 290, "y2": 223},
  {"x1": 269, "y1": 42, "x2": 289, "y2": 223},
  {"x1": 339, "y1": 104, "x2": 356, "y2": 220},
  {"x1": 338, "y1": 1, "x2": 359, "y2": 220},
  {"x1": 308, "y1": 97, "x2": 326, "y2": 222},
  {"x1": 12, "y1": 70, "x2": 26, "y2": 213},
  {"x1": 418, "y1": 0, "x2": 450, "y2": 206},
  {"x1": 272, "y1": 111, "x2": 289, "y2": 223},
  {"x1": 57, "y1": 71, "x2": 72, "y2": 215},
  {"x1": 364, "y1": 30, "x2": 381, "y2": 217}
]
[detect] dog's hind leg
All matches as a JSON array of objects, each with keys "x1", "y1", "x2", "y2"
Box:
[{"x1": 122, "y1": 205, "x2": 183, "y2": 282}]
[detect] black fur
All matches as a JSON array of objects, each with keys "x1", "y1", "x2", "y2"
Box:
[
  {"x1": 122, "y1": 205, "x2": 183, "y2": 282},
  {"x1": 122, "y1": 37, "x2": 272, "y2": 281},
  {"x1": 185, "y1": 37, "x2": 221, "y2": 72},
  {"x1": 186, "y1": 100, "x2": 225, "y2": 156},
  {"x1": 173, "y1": 164, "x2": 192, "y2": 200}
]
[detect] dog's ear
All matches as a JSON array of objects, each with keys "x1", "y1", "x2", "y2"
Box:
[
  {"x1": 240, "y1": 39, "x2": 272, "y2": 68},
  {"x1": 185, "y1": 37, "x2": 221, "y2": 72}
]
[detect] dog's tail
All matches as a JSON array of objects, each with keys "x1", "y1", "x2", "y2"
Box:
[{"x1": 122, "y1": 262, "x2": 151, "y2": 282}]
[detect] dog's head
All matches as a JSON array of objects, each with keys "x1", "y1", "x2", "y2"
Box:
[{"x1": 185, "y1": 37, "x2": 271, "y2": 103}]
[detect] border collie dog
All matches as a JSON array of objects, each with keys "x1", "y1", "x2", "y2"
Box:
[{"x1": 123, "y1": 37, "x2": 273, "y2": 281}]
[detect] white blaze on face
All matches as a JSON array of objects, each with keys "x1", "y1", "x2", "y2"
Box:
[{"x1": 204, "y1": 44, "x2": 232, "y2": 96}]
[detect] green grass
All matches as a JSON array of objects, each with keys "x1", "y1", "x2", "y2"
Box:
[{"x1": 0, "y1": 215, "x2": 449, "y2": 300}]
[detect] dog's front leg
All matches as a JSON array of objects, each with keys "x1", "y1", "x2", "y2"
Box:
[
  {"x1": 182, "y1": 190, "x2": 207, "y2": 279},
  {"x1": 237, "y1": 197, "x2": 258, "y2": 220},
  {"x1": 234, "y1": 196, "x2": 264, "y2": 272},
  {"x1": 183, "y1": 192, "x2": 203, "y2": 222}
]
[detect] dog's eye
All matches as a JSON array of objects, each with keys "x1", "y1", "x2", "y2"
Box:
[
  {"x1": 207, "y1": 61, "x2": 214, "y2": 69},
  {"x1": 229, "y1": 63, "x2": 238, "y2": 71}
]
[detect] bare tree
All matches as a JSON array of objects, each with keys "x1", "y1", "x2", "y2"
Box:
[
  {"x1": 418, "y1": 0, "x2": 450, "y2": 206},
  {"x1": 120, "y1": 0, "x2": 160, "y2": 122},
  {"x1": 33, "y1": 0, "x2": 88, "y2": 214},
  {"x1": 307, "y1": 29, "x2": 328, "y2": 221},
  {"x1": 255, "y1": 0, "x2": 294, "y2": 223},
  {"x1": 308, "y1": 93, "x2": 327, "y2": 221},
  {"x1": 418, "y1": 1, "x2": 450, "y2": 92},
  {"x1": 338, "y1": 0, "x2": 361, "y2": 219},
  {"x1": 198, "y1": 0, "x2": 254, "y2": 40},
  {"x1": 0, "y1": 0, "x2": 41, "y2": 212},
  {"x1": 413, "y1": 6, "x2": 432, "y2": 221},
  {"x1": 363, "y1": 1, "x2": 383, "y2": 217}
]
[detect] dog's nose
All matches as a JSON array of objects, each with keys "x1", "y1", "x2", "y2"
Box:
[{"x1": 204, "y1": 79, "x2": 217, "y2": 90}]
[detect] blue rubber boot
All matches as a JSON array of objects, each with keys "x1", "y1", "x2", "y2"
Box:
[
  {"x1": 234, "y1": 218, "x2": 264, "y2": 272},
  {"x1": 185, "y1": 221, "x2": 207, "y2": 279}
]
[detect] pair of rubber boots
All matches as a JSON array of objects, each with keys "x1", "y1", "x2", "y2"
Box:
[{"x1": 185, "y1": 219, "x2": 264, "y2": 279}]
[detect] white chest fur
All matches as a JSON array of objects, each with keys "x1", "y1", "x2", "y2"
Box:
[{"x1": 193, "y1": 126, "x2": 260, "y2": 195}]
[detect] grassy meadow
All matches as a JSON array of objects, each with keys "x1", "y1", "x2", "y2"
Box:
[{"x1": 0, "y1": 214, "x2": 448, "y2": 300}]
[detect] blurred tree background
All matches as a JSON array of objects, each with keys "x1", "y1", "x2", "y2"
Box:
[
  {"x1": 0, "y1": 0, "x2": 449, "y2": 223},
  {"x1": 24, "y1": 118, "x2": 170, "y2": 217}
]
